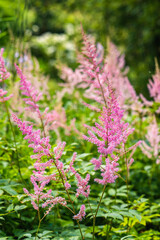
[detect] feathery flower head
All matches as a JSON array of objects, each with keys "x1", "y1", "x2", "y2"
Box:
[
  {"x1": 73, "y1": 204, "x2": 86, "y2": 221},
  {"x1": 15, "y1": 64, "x2": 42, "y2": 113},
  {"x1": 0, "y1": 48, "x2": 13, "y2": 102},
  {"x1": 0, "y1": 48, "x2": 10, "y2": 82}
]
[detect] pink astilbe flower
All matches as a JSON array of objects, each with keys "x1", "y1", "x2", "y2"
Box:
[
  {"x1": 73, "y1": 204, "x2": 86, "y2": 221},
  {"x1": 148, "y1": 61, "x2": 160, "y2": 102},
  {"x1": 83, "y1": 85, "x2": 134, "y2": 156},
  {"x1": 66, "y1": 152, "x2": 77, "y2": 174},
  {"x1": 91, "y1": 155, "x2": 102, "y2": 170},
  {"x1": 140, "y1": 62, "x2": 160, "y2": 114},
  {"x1": 0, "y1": 48, "x2": 10, "y2": 81},
  {"x1": 0, "y1": 48, "x2": 13, "y2": 102},
  {"x1": 140, "y1": 116, "x2": 160, "y2": 164},
  {"x1": 75, "y1": 173, "x2": 90, "y2": 198},
  {"x1": 59, "y1": 66, "x2": 88, "y2": 99},
  {"x1": 95, "y1": 155, "x2": 119, "y2": 185},
  {"x1": 79, "y1": 29, "x2": 138, "y2": 185},
  {"x1": 11, "y1": 52, "x2": 50, "y2": 115},
  {"x1": 12, "y1": 113, "x2": 69, "y2": 214},
  {"x1": 15, "y1": 63, "x2": 80, "y2": 141},
  {"x1": 104, "y1": 41, "x2": 138, "y2": 108},
  {"x1": 15, "y1": 64, "x2": 42, "y2": 114},
  {"x1": 44, "y1": 107, "x2": 81, "y2": 140},
  {"x1": 12, "y1": 114, "x2": 51, "y2": 158}
]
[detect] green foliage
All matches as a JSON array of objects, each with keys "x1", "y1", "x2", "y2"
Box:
[{"x1": 0, "y1": 2, "x2": 160, "y2": 239}]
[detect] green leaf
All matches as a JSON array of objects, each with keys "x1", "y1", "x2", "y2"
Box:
[
  {"x1": 129, "y1": 209, "x2": 142, "y2": 222},
  {"x1": 108, "y1": 188, "x2": 116, "y2": 196},
  {"x1": 1, "y1": 186, "x2": 17, "y2": 196},
  {"x1": 119, "y1": 211, "x2": 133, "y2": 218},
  {"x1": 7, "y1": 204, "x2": 14, "y2": 211},
  {"x1": 0, "y1": 190, "x2": 4, "y2": 196},
  {"x1": 105, "y1": 212, "x2": 123, "y2": 221},
  {"x1": 15, "y1": 205, "x2": 27, "y2": 211},
  {"x1": 76, "y1": 153, "x2": 91, "y2": 159},
  {"x1": 121, "y1": 235, "x2": 136, "y2": 239}
]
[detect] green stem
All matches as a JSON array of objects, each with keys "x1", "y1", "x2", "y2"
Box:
[
  {"x1": 87, "y1": 198, "x2": 94, "y2": 219},
  {"x1": 35, "y1": 197, "x2": 41, "y2": 240},
  {"x1": 92, "y1": 184, "x2": 106, "y2": 240},
  {"x1": 123, "y1": 145, "x2": 130, "y2": 232},
  {"x1": 51, "y1": 158, "x2": 84, "y2": 239},
  {"x1": 4, "y1": 101, "x2": 25, "y2": 185},
  {"x1": 32, "y1": 102, "x2": 84, "y2": 238}
]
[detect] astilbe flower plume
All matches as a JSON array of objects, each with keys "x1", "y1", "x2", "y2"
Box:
[
  {"x1": 140, "y1": 116, "x2": 160, "y2": 164},
  {"x1": 79, "y1": 29, "x2": 139, "y2": 185},
  {"x1": 12, "y1": 112, "x2": 88, "y2": 221},
  {"x1": 12, "y1": 113, "x2": 69, "y2": 214},
  {"x1": 148, "y1": 61, "x2": 160, "y2": 103},
  {"x1": 15, "y1": 64, "x2": 42, "y2": 114},
  {"x1": 11, "y1": 52, "x2": 50, "y2": 117},
  {"x1": 104, "y1": 40, "x2": 139, "y2": 110},
  {"x1": 0, "y1": 48, "x2": 13, "y2": 102},
  {"x1": 15, "y1": 62, "x2": 80, "y2": 141},
  {"x1": 73, "y1": 204, "x2": 86, "y2": 221},
  {"x1": 140, "y1": 61, "x2": 160, "y2": 113}
]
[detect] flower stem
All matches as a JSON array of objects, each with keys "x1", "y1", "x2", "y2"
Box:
[
  {"x1": 4, "y1": 101, "x2": 25, "y2": 185},
  {"x1": 92, "y1": 184, "x2": 106, "y2": 240}
]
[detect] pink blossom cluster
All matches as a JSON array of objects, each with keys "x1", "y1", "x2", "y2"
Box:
[
  {"x1": 12, "y1": 113, "x2": 51, "y2": 158},
  {"x1": 15, "y1": 64, "x2": 42, "y2": 114},
  {"x1": 140, "y1": 62, "x2": 160, "y2": 114},
  {"x1": 0, "y1": 48, "x2": 13, "y2": 102},
  {"x1": 15, "y1": 62, "x2": 80, "y2": 141},
  {"x1": 78, "y1": 30, "x2": 137, "y2": 185},
  {"x1": 75, "y1": 173, "x2": 90, "y2": 198},
  {"x1": 140, "y1": 116, "x2": 160, "y2": 164},
  {"x1": 104, "y1": 41, "x2": 138, "y2": 108},
  {"x1": 148, "y1": 62, "x2": 160, "y2": 103},
  {"x1": 73, "y1": 204, "x2": 86, "y2": 221},
  {"x1": 11, "y1": 52, "x2": 50, "y2": 119},
  {"x1": 83, "y1": 86, "x2": 134, "y2": 184},
  {"x1": 12, "y1": 113, "x2": 69, "y2": 214},
  {"x1": 83, "y1": 86, "x2": 134, "y2": 156},
  {"x1": 12, "y1": 111, "x2": 88, "y2": 220},
  {"x1": 94, "y1": 155, "x2": 119, "y2": 185}
]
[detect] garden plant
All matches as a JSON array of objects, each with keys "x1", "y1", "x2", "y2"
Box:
[{"x1": 0, "y1": 27, "x2": 160, "y2": 240}]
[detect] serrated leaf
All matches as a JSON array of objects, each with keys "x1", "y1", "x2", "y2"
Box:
[
  {"x1": 15, "y1": 205, "x2": 27, "y2": 211},
  {"x1": 76, "y1": 153, "x2": 91, "y2": 159},
  {"x1": 38, "y1": 231, "x2": 53, "y2": 236},
  {"x1": 117, "y1": 193, "x2": 127, "y2": 197},
  {"x1": 108, "y1": 188, "x2": 116, "y2": 196},
  {"x1": 105, "y1": 212, "x2": 123, "y2": 221},
  {"x1": 119, "y1": 211, "x2": 133, "y2": 218},
  {"x1": 121, "y1": 235, "x2": 136, "y2": 239},
  {"x1": 7, "y1": 204, "x2": 14, "y2": 211},
  {"x1": 1, "y1": 186, "x2": 17, "y2": 196},
  {"x1": 0, "y1": 190, "x2": 4, "y2": 196},
  {"x1": 129, "y1": 209, "x2": 142, "y2": 222},
  {"x1": 21, "y1": 233, "x2": 32, "y2": 238},
  {"x1": 111, "y1": 205, "x2": 120, "y2": 210}
]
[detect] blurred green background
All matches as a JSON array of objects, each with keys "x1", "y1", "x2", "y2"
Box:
[{"x1": 0, "y1": 0, "x2": 160, "y2": 96}]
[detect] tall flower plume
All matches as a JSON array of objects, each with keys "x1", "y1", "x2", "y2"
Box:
[
  {"x1": 0, "y1": 48, "x2": 13, "y2": 102},
  {"x1": 79, "y1": 29, "x2": 139, "y2": 185}
]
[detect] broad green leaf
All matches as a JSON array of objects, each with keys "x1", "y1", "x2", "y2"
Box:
[
  {"x1": 0, "y1": 190, "x2": 4, "y2": 196},
  {"x1": 108, "y1": 188, "x2": 116, "y2": 196},
  {"x1": 129, "y1": 210, "x2": 142, "y2": 222},
  {"x1": 1, "y1": 186, "x2": 17, "y2": 196},
  {"x1": 7, "y1": 204, "x2": 14, "y2": 211},
  {"x1": 15, "y1": 205, "x2": 27, "y2": 211},
  {"x1": 105, "y1": 212, "x2": 123, "y2": 221}
]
